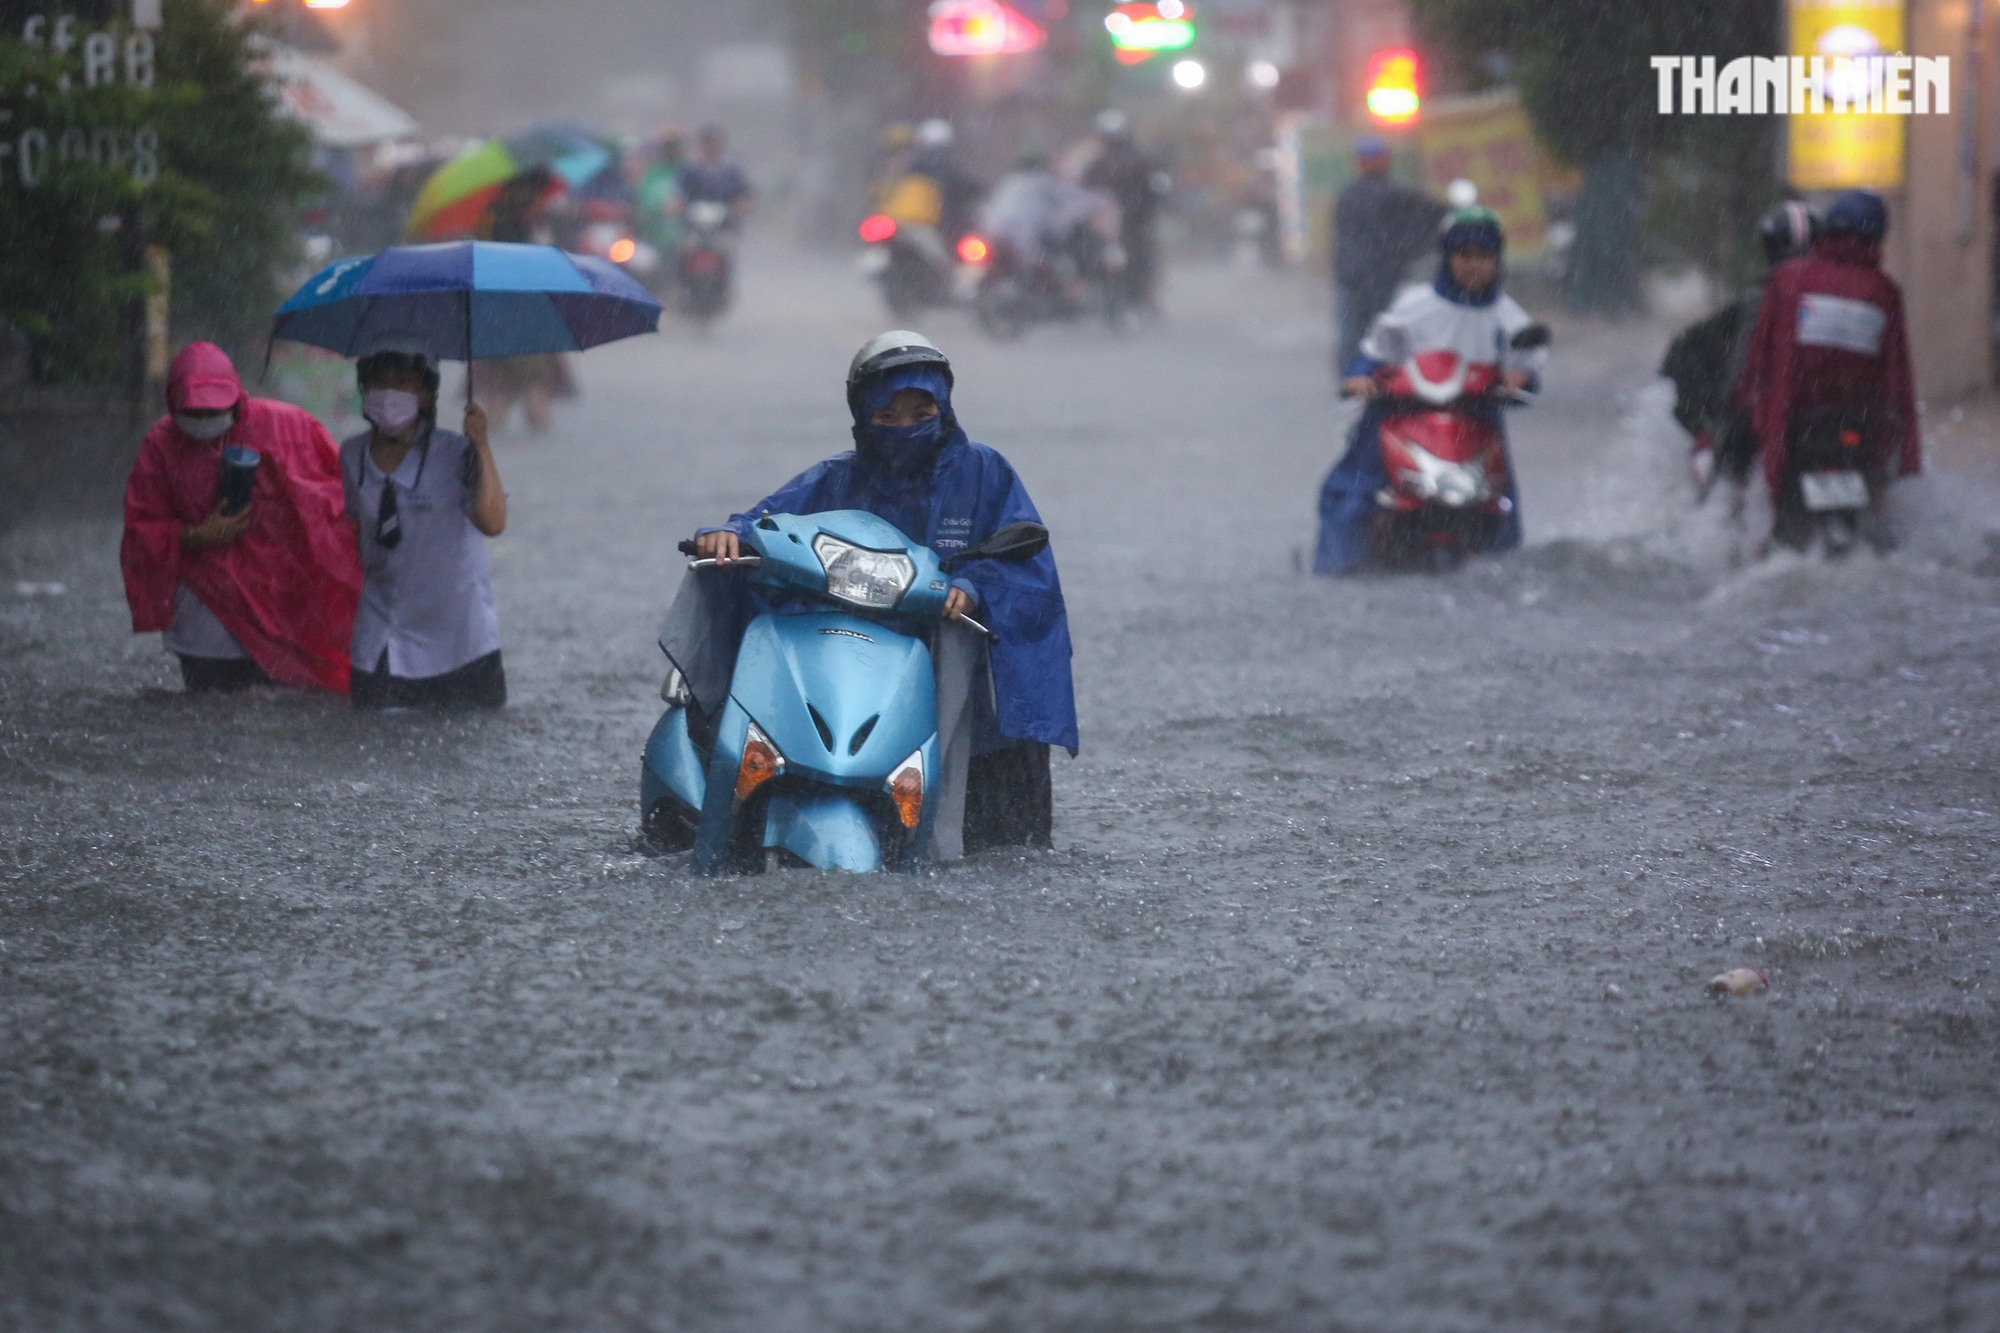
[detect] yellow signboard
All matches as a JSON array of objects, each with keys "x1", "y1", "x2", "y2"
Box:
[
  {"x1": 1414, "y1": 92, "x2": 1551, "y2": 261},
  {"x1": 1788, "y1": 0, "x2": 1906, "y2": 190}
]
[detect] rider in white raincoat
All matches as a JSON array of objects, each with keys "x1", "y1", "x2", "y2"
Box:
[{"x1": 1314, "y1": 207, "x2": 1542, "y2": 574}]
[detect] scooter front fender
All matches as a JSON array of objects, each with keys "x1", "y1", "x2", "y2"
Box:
[{"x1": 763, "y1": 792, "x2": 882, "y2": 872}]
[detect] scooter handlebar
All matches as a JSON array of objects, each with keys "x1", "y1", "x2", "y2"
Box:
[{"x1": 681, "y1": 536, "x2": 764, "y2": 569}]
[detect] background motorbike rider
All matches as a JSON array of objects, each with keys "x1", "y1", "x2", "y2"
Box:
[
  {"x1": 1661, "y1": 201, "x2": 1820, "y2": 501},
  {"x1": 908, "y1": 118, "x2": 984, "y2": 243},
  {"x1": 677, "y1": 124, "x2": 753, "y2": 231},
  {"x1": 1082, "y1": 109, "x2": 1170, "y2": 316},
  {"x1": 1315, "y1": 207, "x2": 1541, "y2": 575},
  {"x1": 679, "y1": 331, "x2": 1077, "y2": 854},
  {"x1": 635, "y1": 126, "x2": 687, "y2": 267},
  {"x1": 1733, "y1": 189, "x2": 1920, "y2": 552},
  {"x1": 978, "y1": 152, "x2": 1121, "y2": 304}
]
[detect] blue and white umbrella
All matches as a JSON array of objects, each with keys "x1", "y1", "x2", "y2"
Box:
[{"x1": 272, "y1": 241, "x2": 661, "y2": 361}]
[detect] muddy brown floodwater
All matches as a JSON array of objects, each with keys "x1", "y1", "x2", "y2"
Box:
[{"x1": 3, "y1": 253, "x2": 1997, "y2": 1331}]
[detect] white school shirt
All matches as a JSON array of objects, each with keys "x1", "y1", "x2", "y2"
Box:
[{"x1": 341, "y1": 427, "x2": 501, "y2": 679}]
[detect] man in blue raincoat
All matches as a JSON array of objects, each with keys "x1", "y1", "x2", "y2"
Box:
[
  {"x1": 1314, "y1": 207, "x2": 1542, "y2": 574},
  {"x1": 678, "y1": 330, "x2": 1076, "y2": 853}
]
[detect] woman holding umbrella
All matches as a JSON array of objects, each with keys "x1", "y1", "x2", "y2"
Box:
[
  {"x1": 341, "y1": 339, "x2": 510, "y2": 709},
  {"x1": 273, "y1": 236, "x2": 664, "y2": 709}
]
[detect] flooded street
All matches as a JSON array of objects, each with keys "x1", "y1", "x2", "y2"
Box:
[{"x1": 4, "y1": 251, "x2": 1998, "y2": 1330}]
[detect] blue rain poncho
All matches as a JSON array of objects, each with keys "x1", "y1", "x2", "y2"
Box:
[{"x1": 715, "y1": 371, "x2": 1078, "y2": 755}]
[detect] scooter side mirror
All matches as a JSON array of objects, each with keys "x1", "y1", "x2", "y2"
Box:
[
  {"x1": 946, "y1": 521, "x2": 1049, "y2": 567},
  {"x1": 1510, "y1": 324, "x2": 1552, "y2": 351}
]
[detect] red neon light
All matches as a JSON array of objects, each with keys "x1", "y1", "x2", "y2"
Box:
[
  {"x1": 859, "y1": 214, "x2": 898, "y2": 244},
  {"x1": 928, "y1": 0, "x2": 1046, "y2": 57}
]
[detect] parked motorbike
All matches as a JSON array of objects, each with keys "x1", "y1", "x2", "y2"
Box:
[
  {"x1": 676, "y1": 200, "x2": 734, "y2": 329},
  {"x1": 971, "y1": 229, "x2": 1126, "y2": 341},
  {"x1": 1770, "y1": 408, "x2": 1878, "y2": 554},
  {"x1": 642, "y1": 511, "x2": 1050, "y2": 874},
  {"x1": 1362, "y1": 323, "x2": 1549, "y2": 571}
]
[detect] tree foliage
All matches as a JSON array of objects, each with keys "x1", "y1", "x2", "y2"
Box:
[
  {"x1": 0, "y1": 0, "x2": 321, "y2": 385},
  {"x1": 1414, "y1": 0, "x2": 1782, "y2": 286}
]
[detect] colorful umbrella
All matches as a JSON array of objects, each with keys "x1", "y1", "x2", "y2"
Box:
[
  {"x1": 405, "y1": 130, "x2": 613, "y2": 241},
  {"x1": 271, "y1": 242, "x2": 661, "y2": 362}
]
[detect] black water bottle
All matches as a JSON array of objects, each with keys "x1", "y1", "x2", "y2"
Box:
[{"x1": 217, "y1": 446, "x2": 261, "y2": 516}]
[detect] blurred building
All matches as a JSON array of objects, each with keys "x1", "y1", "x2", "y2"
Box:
[{"x1": 1896, "y1": 0, "x2": 1995, "y2": 400}]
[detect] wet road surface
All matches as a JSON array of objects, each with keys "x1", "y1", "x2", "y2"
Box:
[{"x1": 4, "y1": 250, "x2": 1998, "y2": 1330}]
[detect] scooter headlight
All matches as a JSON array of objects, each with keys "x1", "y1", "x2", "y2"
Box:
[
  {"x1": 735, "y1": 721, "x2": 785, "y2": 803},
  {"x1": 812, "y1": 535, "x2": 915, "y2": 609},
  {"x1": 887, "y1": 749, "x2": 924, "y2": 830}
]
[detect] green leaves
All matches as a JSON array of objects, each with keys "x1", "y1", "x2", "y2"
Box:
[{"x1": 0, "y1": 0, "x2": 323, "y2": 384}]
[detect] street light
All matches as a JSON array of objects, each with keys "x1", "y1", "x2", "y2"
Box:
[{"x1": 1171, "y1": 58, "x2": 1206, "y2": 90}]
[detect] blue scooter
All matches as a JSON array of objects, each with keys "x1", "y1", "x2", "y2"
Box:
[{"x1": 642, "y1": 510, "x2": 1049, "y2": 874}]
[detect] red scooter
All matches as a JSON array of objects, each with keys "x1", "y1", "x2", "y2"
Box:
[{"x1": 1364, "y1": 323, "x2": 1548, "y2": 570}]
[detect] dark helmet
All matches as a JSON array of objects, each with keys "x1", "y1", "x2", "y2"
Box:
[
  {"x1": 1824, "y1": 190, "x2": 1888, "y2": 241},
  {"x1": 1758, "y1": 200, "x2": 1822, "y2": 264},
  {"x1": 1439, "y1": 205, "x2": 1504, "y2": 257},
  {"x1": 845, "y1": 330, "x2": 953, "y2": 415},
  {"x1": 356, "y1": 336, "x2": 440, "y2": 394}
]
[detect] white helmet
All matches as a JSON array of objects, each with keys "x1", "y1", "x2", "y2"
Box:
[
  {"x1": 915, "y1": 118, "x2": 954, "y2": 149},
  {"x1": 846, "y1": 330, "x2": 953, "y2": 409}
]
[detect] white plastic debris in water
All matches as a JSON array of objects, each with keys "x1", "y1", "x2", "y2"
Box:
[
  {"x1": 1706, "y1": 967, "x2": 1770, "y2": 998},
  {"x1": 14, "y1": 581, "x2": 66, "y2": 598}
]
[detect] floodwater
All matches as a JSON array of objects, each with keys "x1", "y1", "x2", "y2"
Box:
[{"x1": 3, "y1": 250, "x2": 1997, "y2": 1330}]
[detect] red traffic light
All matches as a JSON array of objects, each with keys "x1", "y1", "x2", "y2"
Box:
[{"x1": 1365, "y1": 48, "x2": 1421, "y2": 127}]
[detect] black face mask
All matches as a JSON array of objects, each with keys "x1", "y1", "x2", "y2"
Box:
[{"x1": 853, "y1": 413, "x2": 949, "y2": 477}]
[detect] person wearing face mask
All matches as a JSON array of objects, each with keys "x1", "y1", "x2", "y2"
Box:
[
  {"x1": 679, "y1": 330, "x2": 1076, "y2": 852},
  {"x1": 121, "y1": 342, "x2": 361, "y2": 693},
  {"x1": 340, "y1": 340, "x2": 510, "y2": 709}
]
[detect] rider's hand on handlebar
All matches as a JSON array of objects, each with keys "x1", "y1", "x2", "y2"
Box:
[
  {"x1": 1499, "y1": 369, "x2": 1532, "y2": 395},
  {"x1": 695, "y1": 530, "x2": 742, "y2": 563},
  {"x1": 1342, "y1": 376, "x2": 1379, "y2": 400},
  {"x1": 943, "y1": 587, "x2": 975, "y2": 622}
]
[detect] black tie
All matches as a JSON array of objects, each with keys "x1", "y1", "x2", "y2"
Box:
[{"x1": 376, "y1": 479, "x2": 402, "y2": 549}]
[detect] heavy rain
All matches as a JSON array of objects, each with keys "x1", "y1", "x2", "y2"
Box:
[{"x1": 2, "y1": 1, "x2": 1997, "y2": 1329}]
